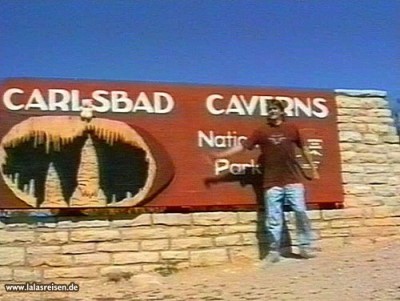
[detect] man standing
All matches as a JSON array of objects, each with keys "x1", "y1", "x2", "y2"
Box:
[{"x1": 210, "y1": 99, "x2": 319, "y2": 263}]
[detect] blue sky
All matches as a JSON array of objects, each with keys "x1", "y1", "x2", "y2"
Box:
[{"x1": 1, "y1": 1, "x2": 399, "y2": 107}]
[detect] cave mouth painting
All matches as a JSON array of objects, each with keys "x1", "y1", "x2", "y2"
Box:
[{"x1": 0, "y1": 116, "x2": 172, "y2": 208}]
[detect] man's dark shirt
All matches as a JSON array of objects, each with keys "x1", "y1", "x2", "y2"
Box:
[{"x1": 242, "y1": 121, "x2": 303, "y2": 189}]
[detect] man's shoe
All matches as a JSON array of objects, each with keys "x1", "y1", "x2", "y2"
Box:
[
  {"x1": 299, "y1": 247, "x2": 316, "y2": 259},
  {"x1": 265, "y1": 251, "x2": 280, "y2": 263}
]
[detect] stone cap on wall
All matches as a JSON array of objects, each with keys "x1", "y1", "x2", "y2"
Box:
[{"x1": 334, "y1": 89, "x2": 387, "y2": 97}]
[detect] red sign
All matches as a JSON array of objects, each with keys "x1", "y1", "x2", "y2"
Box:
[{"x1": 0, "y1": 79, "x2": 343, "y2": 210}]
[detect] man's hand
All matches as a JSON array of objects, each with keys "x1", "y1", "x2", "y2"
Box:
[{"x1": 312, "y1": 169, "x2": 320, "y2": 180}]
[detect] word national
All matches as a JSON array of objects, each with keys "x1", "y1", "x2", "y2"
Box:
[{"x1": 198, "y1": 130, "x2": 247, "y2": 148}]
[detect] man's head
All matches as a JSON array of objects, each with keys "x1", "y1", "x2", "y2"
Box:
[{"x1": 267, "y1": 99, "x2": 286, "y2": 123}]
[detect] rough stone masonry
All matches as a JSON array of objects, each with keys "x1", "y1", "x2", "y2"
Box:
[{"x1": 0, "y1": 89, "x2": 399, "y2": 283}]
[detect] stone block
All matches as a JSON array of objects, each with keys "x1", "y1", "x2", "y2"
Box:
[
  {"x1": 363, "y1": 164, "x2": 391, "y2": 174},
  {"x1": 13, "y1": 269, "x2": 42, "y2": 281},
  {"x1": 337, "y1": 108, "x2": 356, "y2": 116},
  {"x1": 97, "y1": 241, "x2": 139, "y2": 252},
  {"x1": 319, "y1": 229, "x2": 351, "y2": 238},
  {"x1": 352, "y1": 116, "x2": 388, "y2": 123},
  {"x1": 330, "y1": 220, "x2": 363, "y2": 228},
  {"x1": 339, "y1": 131, "x2": 362, "y2": 142},
  {"x1": 44, "y1": 267, "x2": 98, "y2": 279},
  {"x1": 228, "y1": 246, "x2": 259, "y2": 262},
  {"x1": 388, "y1": 152, "x2": 400, "y2": 163},
  {"x1": 100, "y1": 266, "x2": 141, "y2": 279},
  {"x1": 336, "y1": 96, "x2": 363, "y2": 108},
  {"x1": 0, "y1": 247, "x2": 25, "y2": 265},
  {"x1": 355, "y1": 196, "x2": 384, "y2": 207},
  {"x1": 367, "y1": 124, "x2": 390, "y2": 134},
  {"x1": 113, "y1": 252, "x2": 159, "y2": 264},
  {"x1": 121, "y1": 227, "x2": 185, "y2": 240},
  {"x1": 223, "y1": 224, "x2": 257, "y2": 234},
  {"x1": 372, "y1": 186, "x2": 397, "y2": 197},
  {"x1": 192, "y1": 212, "x2": 238, "y2": 226},
  {"x1": 0, "y1": 267, "x2": 12, "y2": 280},
  {"x1": 363, "y1": 133, "x2": 380, "y2": 144},
  {"x1": 215, "y1": 235, "x2": 242, "y2": 246},
  {"x1": 340, "y1": 151, "x2": 360, "y2": 163},
  {"x1": 141, "y1": 239, "x2": 169, "y2": 251},
  {"x1": 5, "y1": 223, "x2": 29, "y2": 230},
  {"x1": 339, "y1": 143, "x2": 354, "y2": 151},
  {"x1": 373, "y1": 206, "x2": 400, "y2": 218},
  {"x1": 351, "y1": 226, "x2": 399, "y2": 237},
  {"x1": 27, "y1": 246, "x2": 61, "y2": 255},
  {"x1": 190, "y1": 249, "x2": 229, "y2": 267},
  {"x1": 61, "y1": 243, "x2": 96, "y2": 254},
  {"x1": 160, "y1": 251, "x2": 189, "y2": 261},
  {"x1": 27, "y1": 254, "x2": 73, "y2": 267},
  {"x1": 152, "y1": 213, "x2": 191, "y2": 225},
  {"x1": 387, "y1": 176, "x2": 400, "y2": 186},
  {"x1": 359, "y1": 154, "x2": 387, "y2": 164},
  {"x1": 0, "y1": 231, "x2": 35, "y2": 244},
  {"x1": 382, "y1": 135, "x2": 400, "y2": 143},
  {"x1": 340, "y1": 164, "x2": 364, "y2": 173},
  {"x1": 110, "y1": 214, "x2": 152, "y2": 227},
  {"x1": 74, "y1": 253, "x2": 111, "y2": 265},
  {"x1": 37, "y1": 232, "x2": 69, "y2": 244},
  {"x1": 363, "y1": 98, "x2": 389, "y2": 109},
  {"x1": 342, "y1": 173, "x2": 364, "y2": 184},
  {"x1": 364, "y1": 217, "x2": 400, "y2": 227},
  {"x1": 238, "y1": 212, "x2": 257, "y2": 223},
  {"x1": 69, "y1": 220, "x2": 110, "y2": 228},
  {"x1": 364, "y1": 175, "x2": 389, "y2": 184},
  {"x1": 337, "y1": 116, "x2": 353, "y2": 123},
  {"x1": 368, "y1": 109, "x2": 392, "y2": 117},
  {"x1": 321, "y1": 208, "x2": 365, "y2": 220},
  {"x1": 185, "y1": 226, "x2": 224, "y2": 236},
  {"x1": 310, "y1": 221, "x2": 330, "y2": 230},
  {"x1": 70, "y1": 230, "x2": 120, "y2": 242},
  {"x1": 241, "y1": 233, "x2": 259, "y2": 245},
  {"x1": 343, "y1": 184, "x2": 372, "y2": 196},
  {"x1": 379, "y1": 117, "x2": 395, "y2": 124},
  {"x1": 170, "y1": 237, "x2": 213, "y2": 250}
]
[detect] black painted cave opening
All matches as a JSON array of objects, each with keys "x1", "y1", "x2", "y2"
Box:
[{"x1": 1, "y1": 131, "x2": 149, "y2": 206}]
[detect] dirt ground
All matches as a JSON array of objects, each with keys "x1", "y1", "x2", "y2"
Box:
[{"x1": 2, "y1": 239, "x2": 400, "y2": 301}]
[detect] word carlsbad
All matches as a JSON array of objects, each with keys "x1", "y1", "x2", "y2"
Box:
[
  {"x1": 206, "y1": 94, "x2": 330, "y2": 118},
  {"x1": 2, "y1": 88, "x2": 175, "y2": 113}
]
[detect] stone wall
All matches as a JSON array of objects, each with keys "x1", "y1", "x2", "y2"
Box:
[{"x1": 0, "y1": 90, "x2": 399, "y2": 282}]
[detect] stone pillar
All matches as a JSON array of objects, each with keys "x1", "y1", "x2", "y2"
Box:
[
  {"x1": 335, "y1": 89, "x2": 400, "y2": 208},
  {"x1": 41, "y1": 162, "x2": 68, "y2": 207},
  {"x1": 70, "y1": 134, "x2": 107, "y2": 207}
]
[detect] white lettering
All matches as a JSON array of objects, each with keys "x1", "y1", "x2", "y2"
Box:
[
  {"x1": 313, "y1": 98, "x2": 329, "y2": 118},
  {"x1": 133, "y1": 92, "x2": 153, "y2": 113},
  {"x1": 214, "y1": 159, "x2": 262, "y2": 176},
  {"x1": 2, "y1": 88, "x2": 24, "y2": 110},
  {"x1": 206, "y1": 94, "x2": 224, "y2": 115},
  {"x1": 92, "y1": 90, "x2": 111, "y2": 113},
  {"x1": 154, "y1": 92, "x2": 174, "y2": 113},
  {"x1": 111, "y1": 91, "x2": 133, "y2": 113},
  {"x1": 48, "y1": 89, "x2": 70, "y2": 111},
  {"x1": 198, "y1": 130, "x2": 247, "y2": 148},
  {"x1": 206, "y1": 94, "x2": 330, "y2": 118},
  {"x1": 25, "y1": 89, "x2": 48, "y2": 111}
]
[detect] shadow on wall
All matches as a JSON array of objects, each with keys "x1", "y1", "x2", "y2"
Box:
[{"x1": 204, "y1": 165, "x2": 293, "y2": 260}]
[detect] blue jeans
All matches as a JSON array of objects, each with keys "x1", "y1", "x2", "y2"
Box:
[{"x1": 264, "y1": 183, "x2": 312, "y2": 251}]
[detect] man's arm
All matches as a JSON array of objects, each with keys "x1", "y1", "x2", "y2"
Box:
[
  {"x1": 211, "y1": 144, "x2": 245, "y2": 159},
  {"x1": 301, "y1": 145, "x2": 320, "y2": 180}
]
